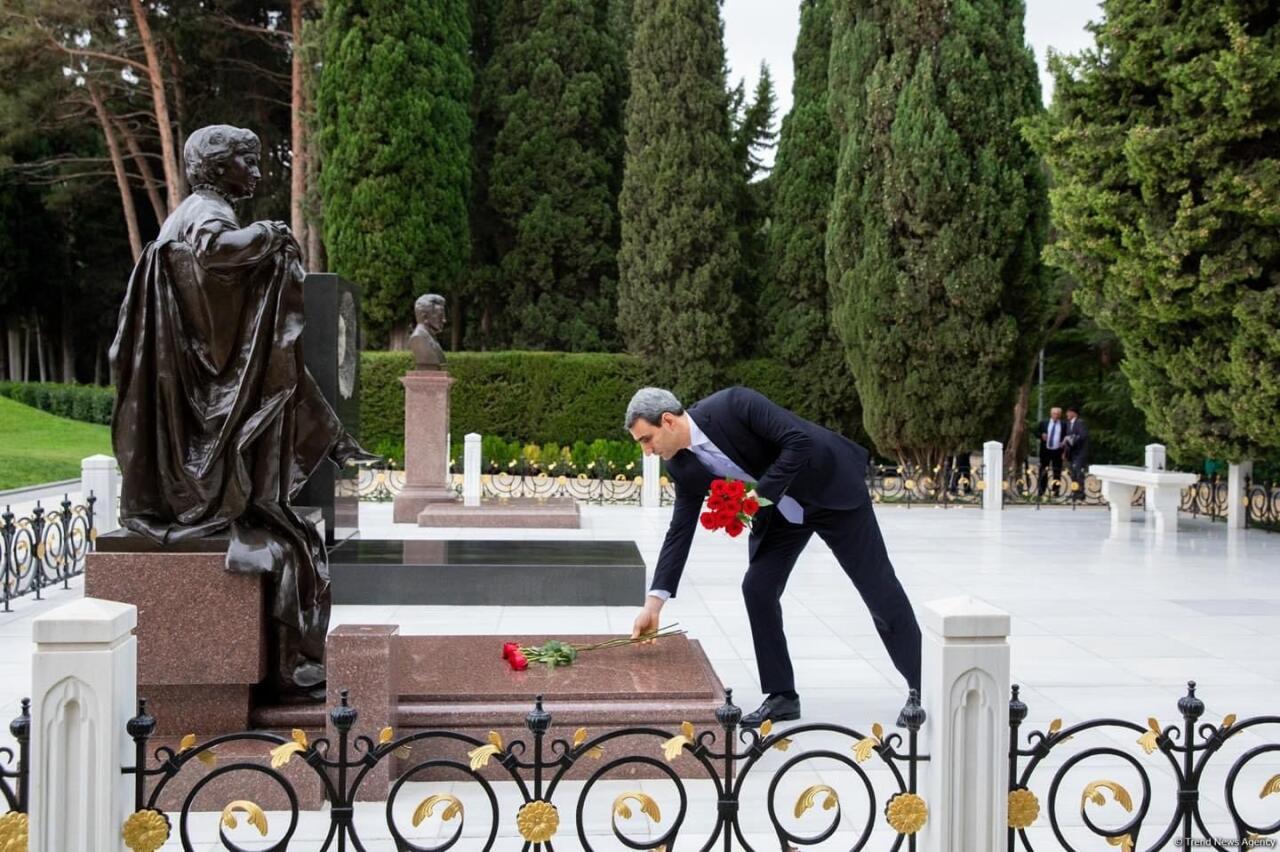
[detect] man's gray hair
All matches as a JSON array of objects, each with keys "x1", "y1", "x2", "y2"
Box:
[{"x1": 624, "y1": 387, "x2": 684, "y2": 430}]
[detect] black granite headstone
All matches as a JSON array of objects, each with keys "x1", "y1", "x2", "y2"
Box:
[
  {"x1": 299, "y1": 273, "x2": 362, "y2": 544},
  {"x1": 329, "y1": 539, "x2": 647, "y2": 606}
]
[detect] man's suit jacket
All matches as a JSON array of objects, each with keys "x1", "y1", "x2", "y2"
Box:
[
  {"x1": 1064, "y1": 417, "x2": 1090, "y2": 464},
  {"x1": 652, "y1": 386, "x2": 871, "y2": 598},
  {"x1": 1037, "y1": 418, "x2": 1065, "y2": 458}
]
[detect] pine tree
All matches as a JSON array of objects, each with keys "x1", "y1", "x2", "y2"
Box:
[
  {"x1": 317, "y1": 0, "x2": 471, "y2": 345},
  {"x1": 729, "y1": 63, "x2": 777, "y2": 350},
  {"x1": 617, "y1": 0, "x2": 740, "y2": 398},
  {"x1": 826, "y1": 0, "x2": 1049, "y2": 469},
  {"x1": 762, "y1": 0, "x2": 861, "y2": 435},
  {"x1": 485, "y1": 0, "x2": 624, "y2": 351},
  {"x1": 1028, "y1": 0, "x2": 1280, "y2": 461}
]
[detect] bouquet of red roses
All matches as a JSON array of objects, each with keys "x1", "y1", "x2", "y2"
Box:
[
  {"x1": 701, "y1": 477, "x2": 773, "y2": 538},
  {"x1": 501, "y1": 625, "x2": 685, "y2": 670}
]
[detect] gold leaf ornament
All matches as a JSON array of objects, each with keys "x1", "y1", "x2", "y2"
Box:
[
  {"x1": 794, "y1": 784, "x2": 839, "y2": 819},
  {"x1": 379, "y1": 726, "x2": 394, "y2": 745},
  {"x1": 613, "y1": 791, "x2": 662, "y2": 824},
  {"x1": 853, "y1": 723, "x2": 884, "y2": 764},
  {"x1": 516, "y1": 800, "x2": 560, "y2": 844},
  {"x1": 413, "y1": 794, "x2": 464, "y2": 827},
  {"x1": 1136, "y1": 717, "x2": 1161, "y2": 755},
  {"x1": 121, "y1": 809, "x2": 169, "y2": 852},
  {"x1": 1047, "y1": 719, "x2": 1063, "y2": 736},
  {"x1": 0, "y1": 811, "x2": 28, "y2": 852},
  {"x1": 220, "y1": 800, "x2": 269, "y2": 836},
  {"x1": 884, "y1": 792, "x2": 928, "y2": 835},
  {"x1": 1260, "y1": 774, "x2": 1280, "y2": 798},
  {"x1": 1222, "y1": 713, "x2": 1237, "y2": 731},
  {"x1": 1081, "y1": 780, "x2": 1134, "y2": 813},
  {"x1": 1106, "y1": 835, "x2": 1135, "y2": 851},
  {"x1": 269, "y1": 728, "x2": 310, "y2": 769},
  {"x1": 759, "y1": 719, "x2": 773, "y2": 738},
  {"x1": 661, "y1": 721, "x2": 695, "y2": 762},
  {"x1": 1007, "y1": 788, "x2": 1040, "y2": 829}
]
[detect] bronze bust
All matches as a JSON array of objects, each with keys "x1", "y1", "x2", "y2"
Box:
[
  {"x1": 409, "y1": 293, "x2": 447, "y2": 370},
  {"x1": 109, "y1": 124, "x2": 372, "y2": 698}
]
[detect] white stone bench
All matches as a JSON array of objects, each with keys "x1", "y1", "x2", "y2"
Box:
[{"x1": 1089, "y1": 464, "x2": 1199, "y2": 533}]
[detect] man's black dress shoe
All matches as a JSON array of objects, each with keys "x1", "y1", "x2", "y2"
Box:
[{"x1": 741, "y1": 694, "x2": 801, "y2": 728}]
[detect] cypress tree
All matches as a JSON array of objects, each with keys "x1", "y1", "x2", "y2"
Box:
[
  {"x1": 826, "y1": 0, "x2": 1048, "y2": 469},
  {"x1": 729, "y1": 64, "x2": 777, "y2": 350},
  {"x1": 617, "y1": 0, "x2": 740, "y2": 398},
  {"x1": 762, "y1": 0, "x2": 861, "y2": 435},
  {"x1": 486, "y1": 0, "x2": 624, "y2": 351},
  {"x1": 1027, "y1": 0, "x2": 1280, "y2": 461},
  {"x1": 317, "y1": 0, "x2": 471, "y2": 345}
]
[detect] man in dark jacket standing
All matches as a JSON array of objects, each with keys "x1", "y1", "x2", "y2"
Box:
[
  {"x1": 1063, "y1": 405, "x2": 1090, "y2": 499},
  {"x1": 625, "y1": 386, "x2": 921, "y2": 727}
]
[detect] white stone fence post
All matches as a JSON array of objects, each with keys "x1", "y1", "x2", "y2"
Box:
[
  {"x1": 920, "y1": 596, "x2": 1012, "y2": 852},
  {"x1": 463, "y1": 433, "x2": 482, "y2": 507},
  {"x1": 1228, "y1": 461, "x2": 1252, "y2": 529},
  {"x1": 30, "y1": 598, "x2": 137, "y2": 851},
  {"x1": 80, "y1": 455, "x2": 120, "y2": 535},
  {"x1": 982, "y1": 441, "x2": 1003, "y2": 512},
  {"x1": 641, "y1": 453, "x2": 661, "y2": 508},
  {"x1": 1144, "y1": 443, "x2": 1166, "y2": 516}
]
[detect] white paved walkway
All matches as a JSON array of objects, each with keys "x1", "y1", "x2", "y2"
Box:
[{"x1": 5, "y1": 503, "x2": 1278, "y2": 849}]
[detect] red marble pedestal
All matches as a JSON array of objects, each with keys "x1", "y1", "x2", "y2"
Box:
[{"x1": 392, "y1": 370, "x2": 457, "y2": 523}]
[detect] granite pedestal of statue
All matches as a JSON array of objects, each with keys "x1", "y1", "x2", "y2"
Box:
[{"x1": 85, "y1": 521, "x2": 330, "y2": 810}]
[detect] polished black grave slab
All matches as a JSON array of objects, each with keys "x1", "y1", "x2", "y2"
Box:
[{"x1": 329, "y1": 539, "x2": 647, "y2": 605}]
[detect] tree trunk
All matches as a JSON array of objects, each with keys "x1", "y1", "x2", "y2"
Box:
[
  {"x1": 113, "y1": 115, "x2": 167, "y2": 224},
  {"x1": 130, "y1": 0, "x2": 184, "y2": 211},
  {"x1": 93, "y1": 336, "x2": 105, "y2": 386},
  {"x1": 165, "y1": 40, "x2": 189, "y2": 199},
  {"x1": 1005, "y1": 278, "x2": 1078, "y2": 471},
  {"x1": 87, "y1": 83, "x2": 143, "y2": 261},
  {"x1": 5, "y1": 321, "x2": 18, "y2": 381},
  {"x1": 290, "y1": 0, "x2": 308, "y2": 261},
  {"x1": 35, "y1": 320, "x2": 47, "y2": 382},
  {"x1": 61, "y1": 299, "x2": 76, "y2": 383}
]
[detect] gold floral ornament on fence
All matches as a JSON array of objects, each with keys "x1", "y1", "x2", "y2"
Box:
[
  {"x1": 269, "y1": 728, "x2": 310, "y2": 768},
  {"x1": 573, "y1": 726, "x2": 604, "y2": 760},
  {"x1": 1007, "y1": 787, "x2": 1040, "y2": 830},
  {"x1": 662, "y1": 721, "x2": 695, "y2": 761},
  {"x1": 853, "y1": 722, "x2": 884, "y2": 763},
  {"x1": 516, "y1": 799, "x2": 559, "y2": 843},
  {"x1": 884, "y1": 792, "x2": 927, "y2": 835},
  {"x1": 0, "y1": 811, "x2": 29, "y2": 852},
  {"x1": 413, "y1": 794, "x2": 463, "y2": 827},
  {"x1": 613, "y1": 791, "x2": 662, "y2": 833},
  {"x1": 467, "y1": 730, "x2": 506, "y2": 770},
  {"x1": 121, "y1": 808, "x2": 170, "y2": 852},
  {"x1": 220, "y1": 800, "x2": 269, "y2": 836},
  {"x1": 794, "y1": 784, "x2": 839, "y2": 819}
]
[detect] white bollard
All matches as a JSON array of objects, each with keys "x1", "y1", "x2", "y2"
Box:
[
  {"x1": 463, "y1": 433, "x2": 482, "y2": 508},
  {"x1": 80, "y1": 454, "x2": 120, "y2": 534},
  {"x1": 31, "y1": 598, "x2": 137, "y2": 852},
  {"x1": 1143, "y1": 444, "x2": 1166, "y2": 515},
  {"x1": 982, "y1": 441, "x2": 1003, "y2": 513},
  {"x1": 641, "y1": 453, "x2": 661, "y2": 508},
  {"x1": 920, "y1": 596, "x2": 1011, "y2": 852},
  {"x1": 1228, "y1": 461, "x2": 1252, "y2": 530}
]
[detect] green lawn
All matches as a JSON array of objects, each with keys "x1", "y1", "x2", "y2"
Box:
[{"x1": 0, "y1": 395, "x2": 112, "y2": 490}]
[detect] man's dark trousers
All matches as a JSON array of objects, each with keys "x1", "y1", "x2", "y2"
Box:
[
  {"x1": 744, "y1": 503, "x2": 922, "y2": 694},
  {"x1": 1037, "y1": 448, "x2": 1064, "y2": 496}
]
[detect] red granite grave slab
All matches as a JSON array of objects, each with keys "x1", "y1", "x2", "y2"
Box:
[
  {"x1": 326, "y1": 624, "x2": 400, "y2": 800},
  {"x1": 417, "y1": 497, "x2": 581, "y2": 528}
]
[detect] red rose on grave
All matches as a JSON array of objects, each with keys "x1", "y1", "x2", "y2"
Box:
[
  {"x1": 700, "y1": 511, "x2": 720, "y2": 530},
  {"x1": 727, "y1": 479, "x2": 746, "y2": 498},
  {"x1": 508, "y1": 651, "x2": 529, "y2": 671},
  {"x1": 710, "y1": 479, "x2": 729, "y2": 497},
  {"x1": 741, "y1": 497, "x2": 760, "y2": 516},
  {"x1": 725, "y1": 518, "x2": 745, "y2": 538},
  {"x1": 502, "y1": 642, "x2": 520, "y2": 660}
]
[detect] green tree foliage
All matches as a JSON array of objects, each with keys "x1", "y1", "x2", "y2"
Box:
[
  {"x1": 826, "y1": 0, "x2": 1049, "y2": 469},
  {"x1": 317, "y1": 0, "x2": 472, "y2": 345},
  {"x1": 616, "y1": 0, "x2": 740, "y2": 399},
  {"x1": 728, "y1": 63, "x2": 777, "y2": 348},
  {"x1": 1027, "y1": 0, "x2": 1280, "y2": 461},
  {"x1": 761, "y1": 0, "x2": 860, "y2": 436},
  {"x1": 485, "y1": 0, "x2": 624, "y2": 351}
]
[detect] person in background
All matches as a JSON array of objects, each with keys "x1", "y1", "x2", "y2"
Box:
[
  {"x1": 1036, "y1": 406, "x2": 1065, "y2": 497},
  {"x1": 1063, "y1": 404, "x2": 1090, "y2": 499}
]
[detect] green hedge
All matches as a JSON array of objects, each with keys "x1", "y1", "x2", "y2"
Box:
[
  {"x1": 359, "y1": 351, "x2": 865, "y2": 460},
  {"x1": 0, "y1": 381, "x2": 115, "y2": 425}
]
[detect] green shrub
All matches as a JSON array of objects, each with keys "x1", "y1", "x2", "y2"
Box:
[{"x1": 0, "y1": 382, "x2": 115, "y2": 426}]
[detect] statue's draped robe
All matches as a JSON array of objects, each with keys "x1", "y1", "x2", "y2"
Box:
[{"x1": 110, "y1": 189, "x2": 342, "y2": 684}]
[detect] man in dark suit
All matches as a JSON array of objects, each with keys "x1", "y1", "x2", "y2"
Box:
[
  {"x1": 1063, "y1": 405, "x2": 1090, "y2": 499},
  {"x1": 1036, "y1": 406, "x2": 1066, "y2": 496},
  {"x1": 625, "y1": 386, "x2": 921, "y2": 727}
]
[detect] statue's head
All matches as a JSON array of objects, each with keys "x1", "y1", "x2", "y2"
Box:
[
  {"x1": 184, "y1": 125, "x2": 262, "y2": 200},
  {"x1": 414, "y1": 294, "x2": 447, "y2": 333}
]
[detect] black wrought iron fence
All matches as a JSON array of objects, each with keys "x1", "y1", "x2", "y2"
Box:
[
  {"x1": 1007, "y1": 681, "x2": 1280, "y2": 850},
  {"x1": 0, "y1": 494, "x2": 96, "y2": 611},
  {"x1": 0, "y1": 699, "x2": 30, "y2": 842},
  {"x1": 121, "y1": 689, "x2": 929, "y2": 851}
]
